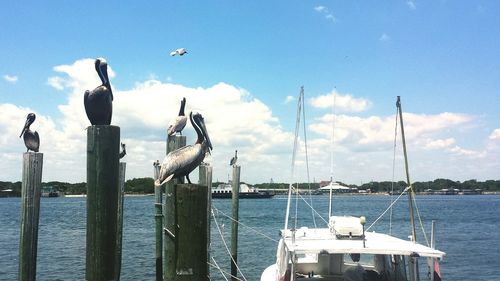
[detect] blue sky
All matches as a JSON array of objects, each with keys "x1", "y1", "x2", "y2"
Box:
[{"x1": 1, "y1": 1, "x2": 499, "y2": 184}]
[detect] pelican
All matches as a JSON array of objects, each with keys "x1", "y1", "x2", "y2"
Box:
[
  {"x1": 19, "y1": 113, "x2": 40, "y2": 152},
  {"x1": 119, "y1": 143, "x2": 126, "y2": 159},
  {"x1": 170, "y1": 48, "x2": 188, "y2": 56},
  {"x1": 167, "y1": 97, "x2": 188, "y2": 136},
  {"x1": 84, "y1": 58, "x2": 113, "y2": 125},
  {"x1": 230, "y1": 150, "x2": 238, "y2": 166},
  {"x1": 155, "y1": 112, "x2": 213, "y2": 186}
]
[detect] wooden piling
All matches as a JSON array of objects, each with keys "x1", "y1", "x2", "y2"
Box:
[
  {"x1": 154, "y1": 161, "x2": 163, "y2": 281},
  {"x1": 230, "y1": 165, "x2": 241, "y2": 281},
  {"x1": 198, "y1": 163, "x2": 212, "y2": 278},
  {"x1": 163, "y1": 135, "x2": 186, "y2": 281},
  {"x1": 115, "y1": 162, "x2": 126, "y2": 281},
  {"x1": 164, "y1": 183, "x2": 209, "y2": 281},
  {"x1": 19, "y1": 152, "x2": 43, "y2": 281},
  {"x1": 86, "y1": 125, "x2": 120, "y2": 281}
]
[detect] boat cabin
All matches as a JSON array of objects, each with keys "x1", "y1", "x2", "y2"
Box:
[{"x1": 261, "y1": 217, "x2": 444, "y2": 281}]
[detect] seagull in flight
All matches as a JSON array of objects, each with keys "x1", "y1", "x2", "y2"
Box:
[{"x1": 170, "y1": 48, "x2": 188, "y2": 56}]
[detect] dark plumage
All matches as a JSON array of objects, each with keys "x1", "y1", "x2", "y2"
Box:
[
  {"x1": 155, "y1": 112, "x2": 213, "y2": 186},
  {"x1": 119, "y1": 143, "x2": 126, "y2": 159},
  {"x1": 20, "y1": 113, "x2": 40, "y2": 152},
  {"x1": 84, "y1": 58, "x2": 113, "y2": 125},
  {"x1": 230, "y1": 150, "x2": 238, "y2": 166},
  {"x1": 167, "y1": 97, "x2": 188, "y2": 136}
]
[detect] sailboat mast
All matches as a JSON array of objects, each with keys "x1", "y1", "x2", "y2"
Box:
[
  {"x1": 329, "y1": 91, "x2": 336, "y2": 219},
  {"x1": 396, "y1": 96, "x2": 417, "y2": 242}
]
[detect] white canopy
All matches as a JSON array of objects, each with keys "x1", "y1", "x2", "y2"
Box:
[{"x1": 281, "y1": 227, "x2": 445, "y2": 259}]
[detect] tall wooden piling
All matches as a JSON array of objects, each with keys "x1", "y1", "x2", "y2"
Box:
[
  {"x1": 163, "y1": 135, "x2": 186, "y2": 280},
  {"x1": 86, "y1": 125, "x2": 120, "y2": 281},
  {"x1": 199, "y1": 163, "x2": 213, "y2": 278},
  {"x1": 154, "y1": 161, "x2": 163, "y2": 281},
  {"x1": 19, "y1": 152, "x2": 43, "y2": 281},
  {"x1": 115, "y1": 162, "x2": 126, "y2": 281},
  {"x1": 230, "y1": 165, "x2": 241, "y2": 281},
  {"x1": 164, "y1": 183, "x2": 209, "y2": 281}
]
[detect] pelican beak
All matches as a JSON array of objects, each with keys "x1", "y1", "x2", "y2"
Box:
[
  {"x1": 197, "y1": 117, "x2": 213, "y2": 152},
  {"x1": 19, "y1": 116, "x2": 30, "y2": 138}
]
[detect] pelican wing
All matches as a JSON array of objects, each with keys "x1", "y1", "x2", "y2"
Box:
[
  {"x1": 167, "y1": 116, "x2": 188, "y2": 135},
  {"x1": 155, "y1": 144, "x2": 204, "y2": 186}
]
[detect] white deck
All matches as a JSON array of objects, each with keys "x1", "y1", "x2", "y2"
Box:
[{"x1": 282, "y1": 227, "x2": 445, "y2": 259}]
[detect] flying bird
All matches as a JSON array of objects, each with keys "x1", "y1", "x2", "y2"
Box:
[
  {"x1": 167, "y1": 97, "x2": 188, "y2": 136},
  {"x1": 20, "y1": 113, "x2": 40, "y2": 152},
  {"x1": 155, "y1": 112, "x2": 213, "y2": 186},
  {"x1": 84, "y1": 58, "x2": 113, "y2": 125},
  {"x1": 170, "y1": 48, "x2": 188, "y2": 56},
  {"x1": 230, "y1": 150, "x2": 238, "y2": 166}
]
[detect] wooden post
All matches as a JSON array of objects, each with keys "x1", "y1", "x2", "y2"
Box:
[
  {"x1": 154, "y1": 161, "x2": 163, "y2": 281},
  {"x1": 163, "y1": 135, "x2": 186, "y2": 281},
  {"x1": 164, "y1": 184, "x2": 209, "y2": 281},
  {"x1": 115, "y1": 162, "x2": 126, "y2": 280},
  {"x1": 86, "y1": 125, "x2": 120, "y2": 281},
  {"x1": 19, "y1": 152, "x2": 43, "y2": 281},
  {"x1": 230, "y1": 165, "x2": 241, "y2": 281},
  {"x1": 198, "y1": 163, "x2": 212, "y2": 278}
]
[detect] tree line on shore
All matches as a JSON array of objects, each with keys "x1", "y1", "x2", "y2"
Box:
[{"x1": 1, "y1": 178, "x2": 499, "y2": 196}]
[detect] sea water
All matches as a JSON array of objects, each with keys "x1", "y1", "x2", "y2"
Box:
[{"x1": 1, "y1": 195, "x2": 499, "y2": 280}]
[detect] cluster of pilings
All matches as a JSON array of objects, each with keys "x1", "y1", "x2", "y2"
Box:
[{"x1": 19, "y1": 127, "x2": 242, "y2": 281}]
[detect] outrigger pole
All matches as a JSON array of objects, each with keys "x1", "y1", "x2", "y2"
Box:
[{"x1": 396, "y1": 96, "x2": 417, "y2": 243}]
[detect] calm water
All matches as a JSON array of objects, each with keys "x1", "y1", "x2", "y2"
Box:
[{"x1": 1, "y1": 195, "x2": 499, "y2": 280}]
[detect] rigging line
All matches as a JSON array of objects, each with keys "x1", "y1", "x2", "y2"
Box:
[
  {"x1": 390, "y1": 107, "x2": 399, "y2": 235},
  {"x1": 211, "y1": 209, "x2": 248, "y2": 281},
  {"x1": 209, "y1": 257, "x2": 230, "y2": 281},
  {"x1": 285, "y1": 86, "x2": 303, "y2": 231},
  {"x1": 211, "y1": 206, "x2": 279, "y2": 243},
  {"x1": 366, "y1": 186, "x2": 410, "y2": 231},
  {"x1": 289, "y1": 185, "x2": 328, "y2": 225},
  {"x1": 412, "y1": 194, "x2": 430, "y2": 246},
  {"x1": 208, "y1": 260, "x2": 246, "y2": 281},
  {"x1": 301, "y1": 88, "x2": 317, "y2": 228}
]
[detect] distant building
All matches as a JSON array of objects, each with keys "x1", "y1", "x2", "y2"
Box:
[{"x1": 319, "y1": 182, "x2": 357, "y2": 194}]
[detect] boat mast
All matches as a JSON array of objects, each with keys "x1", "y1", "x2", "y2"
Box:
[
  {"x1": 328, "y1": 91, "x2": 336, "y2": 219},
  {"x1": 396, "y1": 96, "x2": 417, "y2": 242},
  {"x1": 284, "y1": 86, "x2": 304, "y2": 232}
]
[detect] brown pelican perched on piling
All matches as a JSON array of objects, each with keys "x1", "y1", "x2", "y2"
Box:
[
  {"x1": 167, "y1": 97, "x2": 187, "y2": 136},
  {"x1": 84, "y1": 58, "x2": 113, "y2": 125},
  {"x1": 20, "y1": 113, "x2": 40, "y2": 152},
  {"x1": 230, "y1": 150, "x2": 238, "y2": 166},
  {"x1": 155, "y1": 112, "x2": 213, "y2": 186}
]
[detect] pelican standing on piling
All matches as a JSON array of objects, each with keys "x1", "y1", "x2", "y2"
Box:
[
  {"x1": 155, "y1": 112, "x2": 213, "y2": 186},
  {"x1": 84, "y1": 58, "x2": 113, "y2": 125},
  {"x1": 230, "y1": 150, "x2": 238, "y2": 166},
  {"x1": 20, "y1": 113, "x2": 40, "y2": 152},
  {"x1": 167, "y1": 97, "x2": 187, "y2": 136}
]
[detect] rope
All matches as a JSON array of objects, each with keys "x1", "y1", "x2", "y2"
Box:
[
  {"x1": 211, "y1": 209, "x2": 248, "y2": 281},
  {"x1": 211, "y1": 206, "x2": 278, "y2": 243},
  {"x1": 389, "y1": 108, "x2": 399, "y2": 235},
  {"x1": 412, "y1": 191, "x2": 430, "y2": 246},
  {"x1": 209, "y1": 257, "x2": 230, "y2": 281},
  {"x1": 366, "y1": 186, "x2": 410, "y2": 231},
  {"x1": 289, "y1": 185, "x2": 328, "y2": 225},
  {"x1": 301, "y1": 93, "x2": 317, "y2": 228}
]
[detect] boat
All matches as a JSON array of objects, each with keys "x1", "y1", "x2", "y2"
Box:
[
  {"x1": 212, "y1": 182, "x2": 274, "y2": 199},
  {"x1": 261, "y1": 92, "x2": 445, "y2": 281}
]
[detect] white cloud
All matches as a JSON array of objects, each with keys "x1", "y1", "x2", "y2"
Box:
[
  {"x1": 314, "y1": 6, "x2": 325, "y2": 12},
  {"x1": 309, "y1": 90, "x2": 371, "y2": 112},
  {"x1": 284, "y1": 95, "x2": 295, "y2": 104},
  {"x1": 3, "y1": 75, "x2": 18, "y2": 83},
  {"x1": 407, "y1": 1, "x2": 416, "y2": 10},
  {"x1": 1, "y1": 58, "x2": 293, "y2": 183},
  {"x1": 421, "y1": 138, "x2": 456, "y2": 150},
  {"x1": 314, "y1": 5, "x2": 336, "y2": 22},
  {"x1": 379, "y1": 33, "x2": 391, "y2": 42},
  {"x1": 489, "y1": 129, "x2": 500, "y2": 140}
]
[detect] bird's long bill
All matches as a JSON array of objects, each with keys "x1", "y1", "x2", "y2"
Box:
[
  {"x1": 19, "y1": 119, "x2": 29, "y2": 138},
  {"x1": 199, "y1": 121, "x2": 213, "y2": 151}
]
